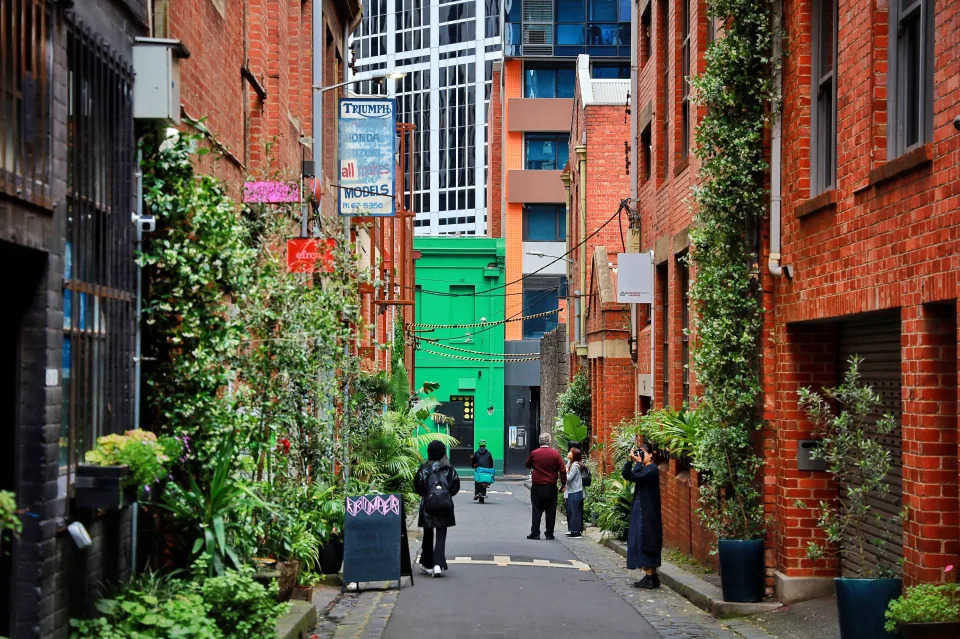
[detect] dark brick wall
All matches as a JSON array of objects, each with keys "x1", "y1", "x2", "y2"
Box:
[{"x1": 4, "y1": 2, "x2": 143, "y2": 637}]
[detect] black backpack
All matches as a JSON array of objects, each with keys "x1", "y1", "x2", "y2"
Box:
[
  {"x1": 424, "y1": 464, "x2": 454, "y2": 514},
  {"x1": 580, "y1": 463, "x2": 593, "y2": 488}
]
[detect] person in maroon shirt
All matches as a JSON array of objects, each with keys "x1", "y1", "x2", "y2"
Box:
[{"x1": 525, "y1": 433, "x2": 567, "y2": 540}]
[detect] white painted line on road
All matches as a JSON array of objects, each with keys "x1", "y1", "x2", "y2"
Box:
[
  {"x1": 447, "y1": 557, "x2": 592, "y2": 571},
  {"x1": 485, "y1": 491, "x2": 513, "y2": 495}
]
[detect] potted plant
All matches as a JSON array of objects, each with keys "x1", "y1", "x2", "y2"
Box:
[
  {"x1": 76, "y1": 429, "x2": 180, "y2": 510},
  {"x1": 885, "y1": 566, "x2": 960, "y2": 639},
  {"x1": 798, "y1": 356, "x2": 902, "y2": 639}
]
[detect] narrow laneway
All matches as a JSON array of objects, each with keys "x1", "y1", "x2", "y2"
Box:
[{"x1": 384, "y1": 481, "x2": 660, "y2": 637}]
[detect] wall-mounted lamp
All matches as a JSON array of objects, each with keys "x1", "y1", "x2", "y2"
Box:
[{"x1": 526, "y1": 251, "x2": 574, "y2": 264}]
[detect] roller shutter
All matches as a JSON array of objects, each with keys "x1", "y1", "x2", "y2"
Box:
[{"x1": 836, "y1": 311, "x2": 903, "y2": 578}]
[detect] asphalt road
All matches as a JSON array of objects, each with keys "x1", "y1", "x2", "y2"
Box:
[{"x1": 383, "y1": 480, "x2": 660, "y2": 638}]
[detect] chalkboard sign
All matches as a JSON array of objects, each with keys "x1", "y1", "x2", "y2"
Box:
[{"x1": 343, "y1": 493, "x2": 414, "y2": 588}]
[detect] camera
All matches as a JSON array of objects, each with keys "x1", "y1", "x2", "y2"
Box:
[{"x1": 633, "y1": 448, "x2": 644, "y2": 459}]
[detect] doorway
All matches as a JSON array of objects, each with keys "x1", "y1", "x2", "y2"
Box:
[
  {"x1": 443, "y1": 395, "x2": 475, "y2": 468},
  {"x1": 0, "y1": 241, "x2": 43, "y2": 636}
]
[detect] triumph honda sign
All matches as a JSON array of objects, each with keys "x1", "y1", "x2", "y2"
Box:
[{"x1": 338, "y1": 97, "x2": 396, "y2": 217}]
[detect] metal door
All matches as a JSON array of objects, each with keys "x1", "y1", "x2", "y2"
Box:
[
  {"x1": 444, "y1": 395, "x2": 475, "y2": 468},
  {"x1": 837, "y1": 311, "x2": 903, "y2": 577}
]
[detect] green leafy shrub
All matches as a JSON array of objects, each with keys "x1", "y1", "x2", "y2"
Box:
[
  {"x1": 70, "y1": 565, "x2": 287, "y2": 639},
  {"x1": 797, "y1": 356, "x2": 898, "y2": 577},
  {"x1": 593, "y1": 478, "x2": 633, "y2": 540},
  {"x1": 69, "y1": 571, "x2": 221, "y2": 639},
  {"x1": 554, "y1": 414, "x2": 589, "y2": 452},
  {"x1": 885, "y1": 584, "x2": 960, "y2": 632},
  {"x1": 633, "y1": 408, "x2": 700, "y2": 459},
  {"x1": 84, "y1": 429, "x2": 181, "y2": 493},
  {"x1": 198, "y1": 567, "x2": 289, "y2": 639},
  {"x1": 557, "y1": 371, "x2": 591, "y2": 427}
]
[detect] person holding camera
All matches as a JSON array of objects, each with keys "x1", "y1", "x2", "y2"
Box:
[{"x1": 622, "y1": 440, "x2": 662, "y2": 588}]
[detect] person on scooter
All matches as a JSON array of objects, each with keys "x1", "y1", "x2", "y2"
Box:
[{"x1": 471, "y1": 440, "x2": 494, "y2": 500}]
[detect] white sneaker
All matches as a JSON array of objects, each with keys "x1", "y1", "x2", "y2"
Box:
[
  {"x1": 419, "y1": 564, "x2": 432, "y2": 575},
  {"x1": 432, "y1": 565, "x2": 442, "y2": 577}
]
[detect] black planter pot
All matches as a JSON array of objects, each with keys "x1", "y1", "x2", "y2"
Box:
[
  {"x1": 320, "y1": 537, "x2": 344, "y2": 575},
  {"x1": 717, "y1": 538, "x2": 765, "y2": 603},
  {"x1": 835, "y1": 578, "x2": 901, "y2": 639},
  {"x1": 74, "y1": 464, "x2": 132, "y2": 510},
  {"x1": 898, "y1": 621, "x2": 960, "y2": 639}
]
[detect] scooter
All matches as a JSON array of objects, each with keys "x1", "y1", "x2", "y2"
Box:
[{"x1": 473, "y1": 467, "x2": 495, "y2": 504}]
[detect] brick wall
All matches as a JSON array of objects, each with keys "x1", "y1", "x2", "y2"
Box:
[
  {"x1": 773, "y1": 0, "x2": 960, "y2": 586},
  {"x1": 540, "y1": 325, "x2": 568, "y2": 430}
]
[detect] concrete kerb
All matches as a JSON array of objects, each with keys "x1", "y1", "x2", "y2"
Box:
[
  {"x1": 597, "y1": 533, "x2": 782, "y2": 618},
  {"x1": 276, "y1": 600, "x2": 318, "y2": 639}
]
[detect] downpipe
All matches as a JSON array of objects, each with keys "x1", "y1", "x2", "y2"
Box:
[{"x1": 768, "y1": 0, "x2": 784, "y2": 278}]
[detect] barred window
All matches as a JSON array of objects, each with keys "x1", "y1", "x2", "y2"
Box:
[
  {"x1": 0, "y1": 0, "x2": 51, "y2": 207},
  {"x1": 60, "y1": 21, "x2": 136, "y2": 482}
]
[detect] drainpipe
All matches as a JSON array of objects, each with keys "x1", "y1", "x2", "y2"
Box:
[
  {"x1": 768, "y1": 0, "x2": 784, "y2": 277},
  {"x1": 629, "y1": 0, "x2": 639, "y2": 400},
  {"x1": 312, "y1": 0, "x2": 324, "y2": 217}
]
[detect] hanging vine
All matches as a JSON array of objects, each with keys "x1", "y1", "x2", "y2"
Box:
[{"x1": 688, "y1": 0, "x2": 781, "y2": 540}]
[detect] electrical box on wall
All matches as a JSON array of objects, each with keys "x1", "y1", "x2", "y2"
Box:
[
  {"x1": 797, "y1": 439, "x2": 827, "y2": 471},
  {"x1": 132, "y1": 38, "x2": 190, "y2": 124}
]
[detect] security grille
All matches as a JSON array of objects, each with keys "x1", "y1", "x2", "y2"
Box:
[
  {"x1": 836, "y1": 311, "x2": 904, "y2": 578},
  {"x1": 61, "y1": 18, "x2": 136, "y2": 481}
]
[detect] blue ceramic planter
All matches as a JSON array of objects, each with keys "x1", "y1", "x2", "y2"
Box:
[
  {"x1": 717, "y1": 539, "x2": 765, "y2": 603},
  {"x1": 835, "y1": 577, "x2": 902, "y2": 639}
]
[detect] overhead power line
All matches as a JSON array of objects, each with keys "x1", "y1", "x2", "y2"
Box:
[
  {"x1": 417, "y1": 337, "x2": 539, "y2": 357},
  {"x1": 413, "y1": 307, "x2": 560, "y2": 329},
  {"x1": 417, "y1": 348, "x2": 540, "y2": 363},
  {"x1": 405, "y1": 199, "x2": 630, "y2": 297}
]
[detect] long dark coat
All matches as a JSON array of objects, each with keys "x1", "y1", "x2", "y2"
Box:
[
  {"x1": 414, "y1": 457, "x2": 461, "y2": 528},
  {"x1": 622, "y1": 460, "x2": 663, "y2": 569}
]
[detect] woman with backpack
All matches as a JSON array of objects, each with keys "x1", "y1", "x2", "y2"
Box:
[
  {"x1": 564, "y1": 447, "x2": 585, "y2": 539},
  {"x1": 414, "y1": 440, "x2": 461, "y2": 577}
]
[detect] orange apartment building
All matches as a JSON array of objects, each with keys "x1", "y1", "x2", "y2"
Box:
[{"x1": 489, "y1": 0, "x2": 632, "y2": 471}]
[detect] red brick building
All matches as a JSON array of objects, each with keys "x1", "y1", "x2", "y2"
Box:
[
  {"x1": 562, "y1": 55, "x2": 635, "y2": 472},
  {"x1": 628, "y1": 0, "x2": 960, "y2": 599}
]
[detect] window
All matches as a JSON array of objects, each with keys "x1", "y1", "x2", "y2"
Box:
[
  {"x1": 522, "y1": 282, "x2": 565, "y2": 338},
  {"x1": 523, "y1": 204, "x2": 566, "y2": 241},
  {"x1": 889, "y1": 0, "x2": 934, "y2": 158},
  {"x1": 657, "y1": 0, "x2": 669, "y2": 178},
  {"x1": 678, "y1": 253, "x2": 690, "y2": 406},
  {"x1": 525, "y1": 133, "x2": 569, "y2": 170},
  {"x1": 589, "y1": 0, "x2": 616, "y2": 20},
  {"x1": 680, "y1": 0, "x2": 691, "y2": 159},
  {"x1": 61, "y1": 23, "x2": 136, "y2": 478},
  {"x1": 591, "y1": 62, "x2": 630, "y2": 79},
  {"x1": 1, "y1": 0, "x2": 51, "y2": 207},
  {"x1": 556, "y1": 0, "x2": 585, "y2": 21},
  {"x1": 640, "y1": 5, "x2": 652, "y2": 68},
  {"x1": 524, "y1": 63, "x2": 576, "y2": 98},
  {"x1": 810, "y1": 0, "x2": 837, "y2": 194},
  {"x1": 640, "y1": 123, "x2": 652, "y2": 183}
]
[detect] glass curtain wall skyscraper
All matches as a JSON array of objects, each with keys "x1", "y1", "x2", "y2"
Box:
[{"x1": 352, "y1": 0, "x2": 503, "y2": 236}]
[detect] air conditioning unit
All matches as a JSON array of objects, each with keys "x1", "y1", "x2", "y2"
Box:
[{"x1": 132, "y1": 37, "x2": 190, "y2": 125}]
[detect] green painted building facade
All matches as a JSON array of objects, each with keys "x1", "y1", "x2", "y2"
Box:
[{"x1": 414, "y1": 238, "x2": 506, "y2": 472}]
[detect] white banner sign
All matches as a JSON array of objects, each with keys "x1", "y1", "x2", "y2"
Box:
[
  {"x1": 337, "y1": 98, "x2": 396, "y2": 216},
  {"x1": 616, "y1": 252, "x2": 654, "y2": 304}
]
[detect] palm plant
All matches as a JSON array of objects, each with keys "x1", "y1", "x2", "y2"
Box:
[
  {"x1": 350, "y1": 383, "x2": 457, "y2": 498},
  {"x1": 634, "y1": 407, "x2": 701, "y2": 459}
]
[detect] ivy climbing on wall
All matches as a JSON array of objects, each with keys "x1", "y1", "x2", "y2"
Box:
[{"x1": 688, "y1": 0, "x2": 781, "y2": 541}]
